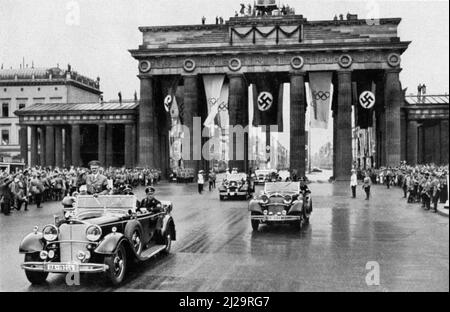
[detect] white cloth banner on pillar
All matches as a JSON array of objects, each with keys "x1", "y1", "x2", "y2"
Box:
[
  {"x1": 218, "y1": 82, "x2": 229, "y2": 129},
  {"x1": 202, "y1": 75, "x2": 225, "y2": 128},
  {"x1": 170, "y1": 96, "x2": 179, "y2": 119},
  {"x1": 307, "y1": 72, "x2": 333, "y2": 129}
]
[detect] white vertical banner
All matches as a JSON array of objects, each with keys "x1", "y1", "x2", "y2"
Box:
[
  {"x1": 202, "y1": 75, "x2": 225, "y2": 128},
  {"x1": 308, "y1": 72, "x2": 333, "y2": 129},
  {"x1": 218, "y1": 82, "x2": 229, "y2": 129}
]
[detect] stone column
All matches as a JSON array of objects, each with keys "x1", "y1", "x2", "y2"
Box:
[
  {"x1": 228, "y1": 73, "x2": 248, "y2": 172},
  {"x1": 19, "y1": 126, "x2": 28, "y2": 165},
  {"x1": 124, "y1": 124, "x2": 135, "y2": 168},
  {"x1": 45, "y1": 125, "x2": 55, "y2": 167},
  {"x1": 54, "y1": 126, "x2": 63, "y2": 168},
  {"x1": 440, "y1": 119, "x2": 449, "y2": 165},
  {"x1": 289, "y1": 72, "x2": 306, "y2": 177},
  {"x1": 106, "y1": 124, "x2": 114, "y2": 167},
  {"x1": 98, "y1": 124, "x2": 106, "y2": 166},
  {"x1": 139, "y1": 76, "x2": 155, "y2": 167},
  {"x1": 71, "y1": 124, "x2": 81, "y2": 167},
  {"x1": 39, "y1": 126, "x2": 46, "y2": 167},
  {"x1": 407, "y1": 120, "x2": 418, "y2": 165},
  {"x1": 30, "y1": 126, "x2": 38, "y2": 166},
  {"x1": 400, "y1": 109, "x2": 407, "y2": 163},
  {"x1": 384, "y1": 68, "x2": 403, "y2": 166},
  {"x1": 64, "y1": 127, "x2": 72, "y2": 167},
  {"x1": 183, "y1": 75, "x2": 200, "y2": 173},
  {"x1": 334, "y1": 71, "x2": 353, "y2": 181}
]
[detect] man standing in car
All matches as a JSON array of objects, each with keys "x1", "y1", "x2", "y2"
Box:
[{"x1": 86, "y1": 160, "x2": 109, "y2": 195}]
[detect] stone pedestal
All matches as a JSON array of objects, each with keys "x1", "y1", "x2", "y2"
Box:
[
  {"x1": 139, "y1": 76, "x2": 155, "y2": 167},
  {"x1": 334, "y1": 71, "x2": 352, "y2": 181},
  {"x1": 289, "y1": 72, "x2": 306, "y2": 177},
  {"x1": 384, "y1": 68, "x2": 403, "y2": 166}
]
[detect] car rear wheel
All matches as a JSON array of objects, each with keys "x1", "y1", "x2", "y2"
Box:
[
  {"x1": 104, "y1": 244, "x2": 127, "y2": 286},
  {"x1": 24, "y1": 253, "x2": 48, "y2": 284},
  {"x1": 219, "y1": 195, "x2": 225, "y2": 201}
]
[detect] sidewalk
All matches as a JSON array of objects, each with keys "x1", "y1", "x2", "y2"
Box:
[{"x1": 437, "y1": 202, "x2": 449, "y2": 217}]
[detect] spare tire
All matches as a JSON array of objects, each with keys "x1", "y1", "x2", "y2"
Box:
[{"x1": 124, "y1": 221, "x2": 144, "y2": 257}]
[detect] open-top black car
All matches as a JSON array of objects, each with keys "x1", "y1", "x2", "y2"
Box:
[
  {"x1": 219, "y1": 173, "x2": 254, "y2": 200},
  {"x1": 248, "y1": 182, "x2": 312, "y2": 231},
  {"x1": 19, "y1": 195, "x2": 176, "y2": 285}
]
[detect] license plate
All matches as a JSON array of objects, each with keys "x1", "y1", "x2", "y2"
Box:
[
  {"x1": 228, "y1": 192, "x2": 235, "y2": 196},
  {"x1": 46, "y1": 263, "x2": 79, "y2": 272},
  {"x1": 267, "y1": 215, "x2": 282, "y2": 221}
]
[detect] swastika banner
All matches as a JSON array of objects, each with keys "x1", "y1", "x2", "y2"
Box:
[
  {"x1": 307, "y1": 72, "x2": 333, "y2": 129},
  {"x1": 355, "y1": 80, "x2": 376, "y2": 129},
  {"x1": 252, "y1": 75, "x2": 283, "y2": 131}
]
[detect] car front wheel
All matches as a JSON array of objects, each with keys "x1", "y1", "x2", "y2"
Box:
[
  {"x1": 24, "y1": 253, "x2": 49, "y2": 284},
  {"x1": 104, "y1": 244, "x2": 127, "y2": 286}
]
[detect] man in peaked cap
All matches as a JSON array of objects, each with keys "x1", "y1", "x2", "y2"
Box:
[
  {"x1": 139, "y1": 186, "x2": 162, "y2": 213},
  {"x1": 86, "y1": 160, "x2": 109, "y2": 195}
]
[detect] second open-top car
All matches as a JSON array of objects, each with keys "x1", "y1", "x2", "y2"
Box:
[
  {"x1": 219, "y1": 173, "x2": 254, "y2": 200},
  {"x1": 248, "y1": 182, "x2": 312, "y2": 231}
]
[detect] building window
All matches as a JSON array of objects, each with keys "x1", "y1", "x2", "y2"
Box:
[
  {"x1": 1, "y1": 130, "x2": 9, "y2": 145},
  {"x1": 3, "y1": 88, "x2": 6, "y2": 92},
  {"x1": 37, "y1": 87, "x2": 41, "y2": 91},
  {"x1": 18, "y1": 103, "x2": 26, "y2": 109},
  {"x1": 2, "y1": 103, "x2": 9, "y2": 117},
  {"x1": 21, "y1": 88, "x2": 24, "y2": 91},
  {"x1": 54, "y1": 87, "x2": 58, "y2": 91}
]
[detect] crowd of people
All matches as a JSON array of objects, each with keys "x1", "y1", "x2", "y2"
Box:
[
  {"x1": 0, "y1": 164, "x2": 162, "y2": 216},
  {"x1": 353, "y1": 163, "x2": 448, "y2": 213}
]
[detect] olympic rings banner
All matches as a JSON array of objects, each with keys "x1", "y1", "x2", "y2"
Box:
[
  {"x1": 307, "y1": 72, "x2": 333, "y2": 129},
  {"x1": 202, "y1": 75, "x2": 226, "y2": 132}
]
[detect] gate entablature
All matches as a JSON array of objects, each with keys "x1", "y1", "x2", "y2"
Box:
[{"x1": 130, "y1": 16, "x2": 409, "y2": 75}]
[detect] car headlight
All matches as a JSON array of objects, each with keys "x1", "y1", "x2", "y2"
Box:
[
  {"x1": 284, "y1": 194, "x2": 292, "y2": 204},
  {"x1": 86, "y1": 225, "x2": 102, "y2": 242},
  {"x1": 42, "y1": 225, "x2": 58, "y2": 241}
]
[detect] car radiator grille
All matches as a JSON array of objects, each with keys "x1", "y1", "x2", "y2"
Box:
[{"x1": 58, "y1": 224, "x2": 88, "y2": 263}]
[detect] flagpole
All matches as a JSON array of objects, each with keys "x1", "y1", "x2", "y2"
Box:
[{"x1": 308, "y1": 118, "x2": 312, "y2": 174}]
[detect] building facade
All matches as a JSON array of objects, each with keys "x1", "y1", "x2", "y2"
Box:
[{"x1": 1, "y1": 66, "x2": 101, "y2": 161}]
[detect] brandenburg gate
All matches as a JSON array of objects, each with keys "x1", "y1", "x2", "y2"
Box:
[{"x1": 130, "y1": 13, "x2": 409, "y2": 180}]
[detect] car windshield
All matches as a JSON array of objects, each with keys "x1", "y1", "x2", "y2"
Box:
[
  {"x1": 226, "y1": 173, "x2": 247, "y2": 181},
  {"x1": 75, "y1": 195, "x2": 136, "y2": 210},
  {"x1": 264, "y1": 182, "x2": 299, "y2": 193}
]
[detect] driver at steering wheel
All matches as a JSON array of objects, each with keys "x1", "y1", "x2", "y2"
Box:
[{"x1": 139, "y1": 187, "x2": 162, "y2": 213}]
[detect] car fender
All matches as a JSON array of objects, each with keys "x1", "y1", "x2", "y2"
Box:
[
  {"x1": 161, "y1": 215, "x2": 176, "y2": 240},
  {"x1": 94, "y1": 232, "x2": 126, "y2": 255},
  {"x1": 288, "y1": 200, "x2": 304, "y2": 213},
  {"x1": 19, "y1": 232, "x2": 44, "y2": 253},
  {"x1": 248, "y1": 200, "x2": 263, "y2": 213}
]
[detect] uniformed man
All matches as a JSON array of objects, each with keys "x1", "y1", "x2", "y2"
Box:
[
  {"x1": 85, "y1": 160, "x2": 109, "y2": 195},
  {"x1": 139, "y1": 187, "x2": 162, "y2": 213},
  {"x1": 299, "y1": 177, "x2": 311, "y2": 195}
]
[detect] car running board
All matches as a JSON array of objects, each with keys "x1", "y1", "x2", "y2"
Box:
[{"x1": 139, "y1": 244, "x2": 166, "y2": 260}]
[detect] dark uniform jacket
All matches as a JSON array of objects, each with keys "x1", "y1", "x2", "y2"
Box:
[
  {"x1": 139, "y1": 197, "x2": 162, "y2": 213},
  {"x1": 86, "y1": 173, "x2": 108, "y2": 194}
]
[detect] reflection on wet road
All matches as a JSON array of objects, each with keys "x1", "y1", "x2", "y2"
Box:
[{"x1": 1, "y1": 181, "x2": 448, "y2": 291}]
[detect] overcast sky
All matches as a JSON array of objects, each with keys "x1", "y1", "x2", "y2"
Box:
[{"x1": 1, "y1": 0, "x2": 448, "y2": 154}]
